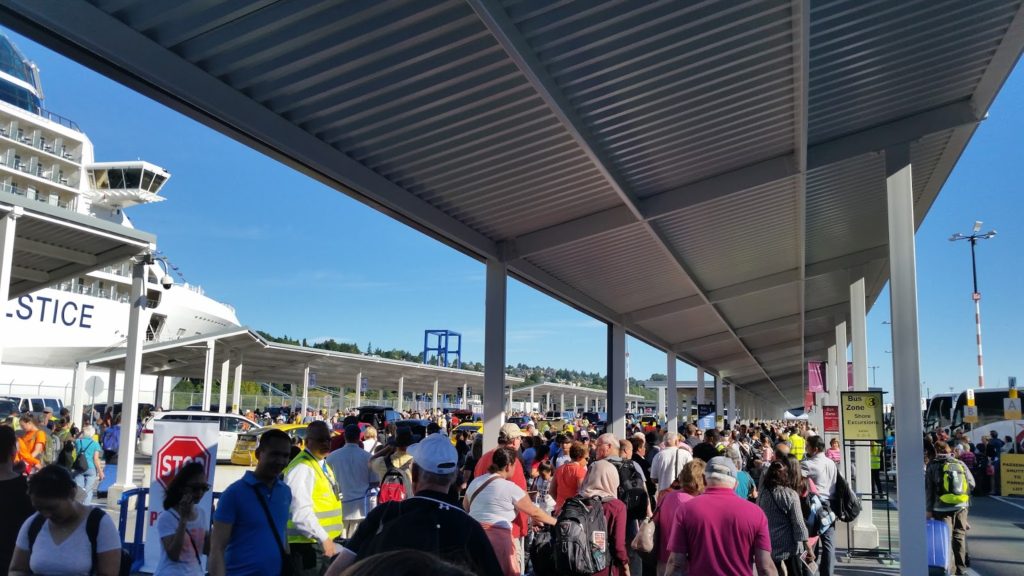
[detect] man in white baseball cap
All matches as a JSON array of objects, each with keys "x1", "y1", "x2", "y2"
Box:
[{"x1": 326, "y1": 432, "x2": 503, "y2": 576}]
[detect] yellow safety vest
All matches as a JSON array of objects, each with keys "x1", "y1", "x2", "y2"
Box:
[
  {"x1": 283, "y1": 450, "x2": 344, "y2": 543},
  {"x1": 870, "y1": 443, "x2": 881, "y2": 470},
  {"x1": 790, "y1": 434, "x2": 805, "y2": 460}
]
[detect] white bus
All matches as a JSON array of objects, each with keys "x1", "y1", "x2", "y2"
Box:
[
  {"x1": 949, "y1": 388, "x2": 1024, "y2": 449},
  {"x1": 923, "y1": 393, "x2": 958, "y2": 431}
]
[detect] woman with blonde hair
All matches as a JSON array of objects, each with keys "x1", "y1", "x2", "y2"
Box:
[
  {"x1": 578, "y1": 459, "x2": 630, "y2": 576},
  {"x1": 654, "y1": 459, "x2": 705, "y2": 576},
  {"x1": 361, "y1": 425, "x2": 380, "y2": 454}
]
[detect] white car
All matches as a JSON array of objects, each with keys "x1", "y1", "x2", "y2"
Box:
[{"x1": 137, "y1": 410, "x2": 258, "y2": 462}]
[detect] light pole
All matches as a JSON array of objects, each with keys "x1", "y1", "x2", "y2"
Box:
[
  {"x1": 950, "y1": 221, "x2": 997, "y2": 389},
  {"x1": 870, "y1": 365, "x2": 879, "y2": 388}
]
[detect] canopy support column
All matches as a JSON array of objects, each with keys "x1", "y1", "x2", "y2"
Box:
[
  {"x1": 113, "y1": 257, "x2": 147, "y2": 494},
  {"x1": 232, "y1": 354, "x2": 243, "y2": 414},
  {"x1": 71, "y1": 361, "x2": 88, "y2": 430},
  {"x1": 714, "y1": 374, "x2": 723, "y2": 428},
  {"x1": 696, "y1": 367, "x2": 705, "y2": 406},
  {"x1": 432, "y1": 377, "x2": 439, "y2": 413},
  {"x1": 886, "y1": 144, "x2": 927, "y2": 574},
  {"x1": 608, "y1": 323, "x2": 627, "y2": 438},
  {"x1": 0, "y1": 208, "x2": 18, "y2": 368},
  {"x1": 107, "y1": 366, "x2": 118, "y2": 407},
  {"x1": 483, "y1": 260, "x2": 507, "y2": 451},
  {"x1": 560, "y1": 393, "x2": 565, "y2": 413},
  {"x1": 851, "y1": 276, "x2": 879, "y2": 547},
  {"x1": 728, "y1": 383, "x2": 736, "y2": 428},
  {"x1": 201, "y1": 340, "x2": 215, "y2": 411},
  {"x1": 154, "y1": 375, "x2": 165, "y2": 411},
  {"x1": 463, "y1": 382, "x2": 468, "y2": 409},
  {"x1": 530, "y1": 388, "x2": 535, "y2": 412},
  {"x1": 219, "y1": 356, "x2": 230, "y2": 414},
  {"x1": 354, "y1": 372, "x2": 362, "y2": 413},
  {"x1": 301, "y1": 364, "x2": 310, "y2": 416},
  {"x1": 397, "y1": 376, "x2": 404, "y2": 412}
]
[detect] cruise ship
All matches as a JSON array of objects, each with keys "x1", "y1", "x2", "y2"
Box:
[{"x1": 0, "y1": 34, "x2": 240, "y2": 407}]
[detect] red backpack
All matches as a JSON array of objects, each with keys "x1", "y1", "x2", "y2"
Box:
[{"x1": 378, "y1": 457, "x2": 408, "y2": 503}]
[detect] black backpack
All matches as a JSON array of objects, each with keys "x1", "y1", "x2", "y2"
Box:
[
  {"x1": 554, "y1": 495, "x2": 610, "y2": 576},
  {"x1": 28, "y1": 508, "x2": 132, "y2": 576},
  {"x1": 529, "y1": 525, "x2": 558, "y2": 576},
  {"x1": 613, "y1": 459, "x2": 648, "y2": 521},
  {"x1": 830, "y1": 472, "x2": 861, "y2": 523}
]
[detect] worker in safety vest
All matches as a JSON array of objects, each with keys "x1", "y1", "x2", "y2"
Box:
[
  {"x1": 283, "y1": 421, "x2": 344, "y2": 576},
  {"x1": 870, "y1": 441, "x2": 883, "y2": 496},
  {"x1": 788, "y1": 427, "x2": 806, "y2": 461}
]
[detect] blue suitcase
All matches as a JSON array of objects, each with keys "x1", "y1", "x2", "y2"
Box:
[{"x1": 926, "y1": 518, "x2": 950, "y2": 575}]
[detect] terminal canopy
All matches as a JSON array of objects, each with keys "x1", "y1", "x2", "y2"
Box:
[{"x1": 8, "y1": 1, "x2": 1022, "y2": 409}]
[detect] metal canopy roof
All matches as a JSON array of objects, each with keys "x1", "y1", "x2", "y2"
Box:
[
  {"x1": 511, "y1": 380, "x2": 643, "y2": 404},
  {"x1": 85, "y1": 327, "x2": 523, "y2": 395},
  {"x1": 8, "y1": 1, "x2": 1022, "y2": 408},
  {"x1": 1, "y1": 191, "x2": 155, "y2": 298}
]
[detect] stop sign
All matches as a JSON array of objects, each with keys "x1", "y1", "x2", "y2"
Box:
[{"x1": 155, "y1": 436, "x2": 212, "y2": 489}]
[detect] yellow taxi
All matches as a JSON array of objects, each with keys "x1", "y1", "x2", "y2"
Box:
[
  {"x1": 450, "y1": 422, "x2": 483, "y2": 444},
  {"x1": 230, "y1": 423, "x2": 308, "y2": 466}
]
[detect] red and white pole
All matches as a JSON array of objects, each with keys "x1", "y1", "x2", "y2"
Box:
[{"x1": 974, "y1": 292, "x2": 985, "y2": 389}]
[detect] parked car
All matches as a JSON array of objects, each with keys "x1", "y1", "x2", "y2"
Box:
[
  {"x1": 450, "y1": 422, "x2": 483, "y2": 445},
  {"x1": 231, "y1": 423, "x2": 309, "y2": 466},
  {"x1": 6, "y1": 396, "x2": 63, "y2": 420},
  {"x1": 394, "y1": 419, "x2": 431, "y2": 443},
  {"x1": 357, "y1": 406, "x2": 402, "y2": 439},
  {"x1": 640, "y1": 415, "x2": 659, "y2": 432},
  {"x1": 137, "y1": 410, "x2": 258, "y2": 462},
  {"x1": 0, "y1": 397, "x2": 18, "y2": 423},
  {"x1": 506, "y1": 416, "x2": 532, "y2": 429}
]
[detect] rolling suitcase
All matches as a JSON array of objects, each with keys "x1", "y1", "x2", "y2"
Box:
[{"x1": 926, "y1": 518, "x2": 950, "y2": 575}]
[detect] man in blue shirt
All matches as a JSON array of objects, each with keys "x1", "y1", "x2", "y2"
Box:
[{"x1": 210, "y1": 429, "x2": 293, "y2": 576}]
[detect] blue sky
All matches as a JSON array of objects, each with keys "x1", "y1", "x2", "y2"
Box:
[{"x1": 9, "y1": 29, "x2": 1023, "y2": 400}]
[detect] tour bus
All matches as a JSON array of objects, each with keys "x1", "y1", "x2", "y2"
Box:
[
  {"x1": 923, "y1": 393, "x2": 958, "y2": 431},
  {"x1": 949, "y1": 388, "x2": 1024, "y2": 448}
]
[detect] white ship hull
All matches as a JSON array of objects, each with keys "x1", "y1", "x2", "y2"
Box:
[{"x1": 1, "y1": 283, "x2": 239, "y2": 406}]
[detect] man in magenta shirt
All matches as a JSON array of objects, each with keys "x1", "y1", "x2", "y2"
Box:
[{"x1": 667, "y1": 456, "x2": 777, "y2": 576}]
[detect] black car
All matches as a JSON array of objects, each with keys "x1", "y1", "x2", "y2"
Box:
[
  {"x1": 357, "y1": 406, "x2": 402, "y2": 439},
  {"x1": 394, "y1": 419, "x2": 432, "y2": 443}
]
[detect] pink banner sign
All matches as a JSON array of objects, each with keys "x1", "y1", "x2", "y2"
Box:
[{"x1": 808, "y1": 362, "x2": 826, "y2": 393}]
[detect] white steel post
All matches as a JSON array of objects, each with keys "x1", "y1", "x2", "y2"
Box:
[
  {"x1": 107, "y1": 366, "x2": 118, "y2": 407},
  {"x1": 114, "y1": 257, "x2": 147, "y2": 493},
  {"x1": 232, "y1": 354, "x2": 243, "y2": 414},
  {"x1": 728, "y1": 383, "x2": 736, "y2": 427},
  {"x1": 0, "y1": 208, "x2": 18, "y2": 368},
  {"x1": 219, "y1": 357, "x2": 230, "y2": 414},
  {"x1": 714, "y1": 374, "x2": 723, "y2": 428},
  {"x1": 530, "y1": 389, "x2": 535, "y2": 412},
  {"x1": 851, "y1": 276, "x2": 879, "y2": 546},
  {"x1": 666, "y1": 353, "x2": 677, "y2": 431},
  {"x1": 696, "y1": 367, "x2": 705, "y2": 405},
  {"x1": 483, "y1": 260, "x2": 507, "y2": 451},
  {"x1": 561, "y1": 393, "x2": 565, "y2": 413},
  {"x1": 397, "y1": 376, "x2": 404, "y2": 412},
  {"x1": 201, "y1": 340, "x2": 215, "y2": 411},
  {"x1": 608, "y1": 324, "x2": 627, "y2": 438},
  {"x1": 835, "y1": 319, "x2": 848, "y2": 447},
  {"x1": 154, "y1": 375, "x2": 165, "y2": 410},
  {"x1": 432, "y1": 377, "x2": 439, "y2": 413},
  {"x1": 886, "y1": 144, "x2": 927, "y2": 574},
  {"x1": 573, "y1": 394, "x2": 577, "y2": 413},
  {"x1": 301, "y1": 364, "x2": 310, "y2": 416},
  {"x1": 71, "y1": 361, "x2": 88, "y2": 429},
  {"x1": 355, "y1": 372, "x2": 362, "y2": 413}
]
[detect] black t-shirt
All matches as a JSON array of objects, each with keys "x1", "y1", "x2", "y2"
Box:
[
  {"x1": 0, "y1": 475, "x2": 34, "y2": 572},
  {"x1": 345, "y1": 490, "x2": 503, "y2": 576}
]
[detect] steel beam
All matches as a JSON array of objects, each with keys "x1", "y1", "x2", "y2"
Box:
[{"x1": 483, "y1": 260, "x2": 507, "y2": 450}]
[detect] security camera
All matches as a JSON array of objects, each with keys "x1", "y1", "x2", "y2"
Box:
[{"x1": 160, "y1": 274, "x2": 174, "y2": 290}]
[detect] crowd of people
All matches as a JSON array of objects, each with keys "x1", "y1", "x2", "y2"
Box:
[{"x1": 0, "y1": 403, "x2": 997, "y2": 576}]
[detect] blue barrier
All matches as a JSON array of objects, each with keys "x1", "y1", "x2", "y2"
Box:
[{"x1": 116, "y1": 487, "x2": 222, "y2": 572}]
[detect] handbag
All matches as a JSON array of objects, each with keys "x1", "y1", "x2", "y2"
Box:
[
  {"x1": 251, "y1": 484, "x2": 294, "y2": 576},
  {"x1": 631, "y1": 502, "x2": 659, "y2": 553}
]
